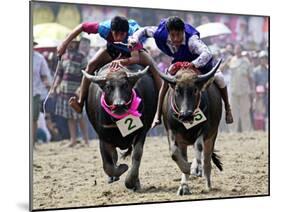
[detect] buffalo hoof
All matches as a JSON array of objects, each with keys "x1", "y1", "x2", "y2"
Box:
[
  {"x1": 104, "y1": 164, "x2": 128, "y2": 178},
  {"x1": 125, "y1": 178, "x2": 141, "y2": 191},
  {"x1": 201, "y1": 187, "x2": 212, "y2": 193},
  {"x1": 107, "y1": 176, "x2": 120, "y2": 184},
  {"x1": 116, "y1": 164, "x2": 129, "y2": 177},
  {"x1": 177, "y1": 184, "x2": 192, "y2": 195}
]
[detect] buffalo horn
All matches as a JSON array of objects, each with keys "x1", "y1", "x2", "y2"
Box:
[
  {"x1": 126, "y1": 66, "x2": 149, "y2": 79},
  {"x1": 195, "y1": 58, "x2": 222, "y2": 83},
  {"x1": 157, "y1": 68, "x2": 176, "y2": 84},
  {"x1": 81, "y1": 70, "x2": 106, "y2": 83}
]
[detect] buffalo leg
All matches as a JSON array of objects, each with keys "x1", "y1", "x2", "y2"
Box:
[
  {"x1": 125, "y1": 132, "x2": 146, "y2": 191},
  {"x1": 99, "y1": 140, "x2": 128, "y2": 180},
  {"x1": 167, "y1": 130, "x2": 190, "y2": 174},
  {"x1": 191, "y1": 135, "x2": 204, "y2": 177},
  {"x1": 202, "y1": 136, "x2": 215, "y2": 192},
  {"x1": 107, "y1": 147, "x2": 120, "y2": 184},
  {"x1": 177, "y1": 142, "x2": 191, "y2": 195}
]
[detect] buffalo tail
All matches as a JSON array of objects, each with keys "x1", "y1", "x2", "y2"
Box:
[{"x1": 212, "y1": 152, "x2": 223, "y2": 171}]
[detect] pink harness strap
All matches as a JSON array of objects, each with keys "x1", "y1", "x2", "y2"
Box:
[{"x1": 101, "y1": 89, "x2": 142, "y2": 119}]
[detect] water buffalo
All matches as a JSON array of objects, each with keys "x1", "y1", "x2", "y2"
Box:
[
  {"x1": 82, "y1": 63, "x2": 157, "y2": 191},
  {"x1": 157, "y1": 59, "x2": 223, "y2": 195}
]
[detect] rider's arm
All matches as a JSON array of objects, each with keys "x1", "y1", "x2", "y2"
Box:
[
  {"x1": 188, "y1": 35, "x2": 212, "y2": 69},
  {"x1": 120, "y1": 50, "x2": 141, "y2": 66},
  {"x1": 57, "y1": 24, "x2": 83, "y2": 56},
  {"x1": 130, "y1": 26, "x2": 158, "y2": 44},
  {"x1": 118, "y1": 41, "x2": 143, "y2": 66},
  {"x1": 57, "y1": 22, "x2": 99, "y2": 56}
]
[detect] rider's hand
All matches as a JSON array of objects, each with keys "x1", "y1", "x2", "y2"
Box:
[
  {"x1": 57, "y1": 42, "x2": 68, "y2": 57},
  {"x1": 151, "y1": 116, "x2": 161, "y2": 128},
  {"x1": 188, "y1": 62, "x2": 196, "y2": 69},
  {"x1": 168, "y1": 62, "x2": 196, "y2": 75},
  {"x1": 128, "y1": 36, "x2": 138, "y2": 48},
  {"x1": 110, "y1": 60, "x2": 123, "y2": 71}
]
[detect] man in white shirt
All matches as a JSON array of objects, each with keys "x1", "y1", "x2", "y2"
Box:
[{"x1": 32, "y1": 42, "x2": 51, "y2": 147}]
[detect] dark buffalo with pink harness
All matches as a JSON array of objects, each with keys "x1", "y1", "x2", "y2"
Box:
[
  {"x1": 158, "y1": 59, "x2": 223, "y2": 195},
  {"x1": 82, "y1": 63, "x2": 157, "y2": 191}
]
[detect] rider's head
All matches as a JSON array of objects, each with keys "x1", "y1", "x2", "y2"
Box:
[
  {"x1": 166, "y1": 16, "x2": 185, "y2": 47},
  {"x1": 111, "y1": 16, "x2": 129, "y2": 42}
]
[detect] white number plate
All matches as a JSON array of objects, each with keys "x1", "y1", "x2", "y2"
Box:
[
  {"x1": 183, "y1": 109, "x2": 207, "y2": 130},
  {"x1": 116, "y1": 115, "x2": 143, "y2": 137}
]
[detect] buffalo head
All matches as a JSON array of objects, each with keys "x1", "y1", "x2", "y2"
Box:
[
  {"x1": 82, "y1": 66, "x2": 149, "y2": 115},
  {"x1": 158, "y1": 59, "x2": 221, "y2": 123}
]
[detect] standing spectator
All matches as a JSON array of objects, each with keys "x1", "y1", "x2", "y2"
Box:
[
  {"x1": 228, "y1": 44, "x2": 253, "y2": 132},
  {"x1": 254, "y1": 51, "x2": 268, "y2": 88},
  {"x1": 218, "y1": 43, "x2": 234, "y2": 132},
  {"x1": 220, "y1": 43, "x2": 234, "y2": 91},
  {"x1": 51, "y1": 40, "x2": 89, "y2": 147},
  {"x1": 251, "y1": 51, "x2": 260, "y2": 73},
  {"x1": 252, "y1": 85, "x2": 267, "y2": 130},
  {"x1": 253, "y1": 50, "x2": 269, "y2": 127},
  {"x1": 254, "y1": 51, "x2": 268, "y2": 103},
  {"x1": 33, "y1": 41, "x2": 51, "y2": 147}
]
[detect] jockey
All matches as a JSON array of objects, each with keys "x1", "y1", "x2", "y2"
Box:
[
  {"x1": 129, "y1": 16, "x2": 234, "y2": 127},
  {"x1": 57, "y1": 16, "x2": 162, "y2": 113}
]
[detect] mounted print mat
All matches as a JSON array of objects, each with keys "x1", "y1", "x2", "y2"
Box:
[{"x1": 30, "y1": 0, "x2": 269, "y2": 211}]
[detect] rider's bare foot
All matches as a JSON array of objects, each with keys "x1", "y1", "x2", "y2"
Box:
[
  {"x1": 69, "y1": 97, "x2": 83, "y2": 113},
  {"x1": 151, "y1": 117, "x2": 161, "y2": 128},
  {"x1": 225, "y1": 108, "x2": 234, "y2": 124}
]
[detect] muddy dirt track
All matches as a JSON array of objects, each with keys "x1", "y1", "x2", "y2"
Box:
[{"x1": 32, "y1": 131, "x2": 268, "y2": 210}]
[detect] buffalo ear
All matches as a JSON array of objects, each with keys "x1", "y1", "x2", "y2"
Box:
[{"x1": 127, "y1": 75, "x2": 140, "y2": 86}]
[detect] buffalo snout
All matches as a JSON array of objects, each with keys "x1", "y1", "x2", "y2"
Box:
[
  {"x1": 179, "y1": 110, "x2": 194, "y2": 123},
  {"x1": 111, "y1": 99, "x2": 128, "y2": 115},
  {"x1": 113, "y1": 99, "x2": 126, "y2": 107}
]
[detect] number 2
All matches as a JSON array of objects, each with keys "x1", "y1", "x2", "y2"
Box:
[{"x1": 125, "y1": 118, "x2": 137, "y2": 131}]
